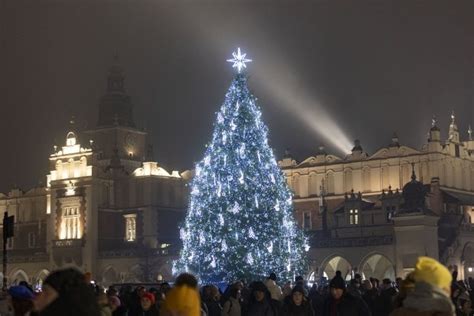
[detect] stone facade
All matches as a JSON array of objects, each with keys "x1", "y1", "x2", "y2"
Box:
[
  {"x1": 0, "y1": 61, "x2": 189, "y2": 288},
  {"x1": 3, "y1": 60, "x2": 474, "y2": 286},
  {"x1": 279, "y1": 117, "x2": 474, "y2": 281}
]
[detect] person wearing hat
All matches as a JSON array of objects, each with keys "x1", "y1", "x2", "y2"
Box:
[
  {"x1": 33, "y1": 268, "x2": 100, "y2": 316},
  {"x1": 161, "y1": 273, "x2": 201, "y2": 316},
  {"x1": 322, "y1": 271, "x2": 370, "y2": 316},
  {"x1": 265, "y1": 273, "x2": 283, "y2": 302},
  {"x1": 8, "y1": 285, "x2": 34, "y2": 316},
  {"x1": 138, "y1": 292, "x2": 159, "y2": 316},
  {"x1": 280, "y1": 286, "x2": 314, "y2": 316},
  {"x1": 245, "y1": 281, "x2": 276, "y2": 316},
  {"x1": 108, "y1": 295, "x2": 126, "y2": 316},
  {"x1": 390, "y1": 256, "x2": 455, "y2": 316},
  {"x1": 374, "y1": 278, "x2": 398, "y2": 316}
]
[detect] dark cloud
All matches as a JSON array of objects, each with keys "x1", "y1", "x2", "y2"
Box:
[{"x1": 1, "y1": 0, "x2": 473, "y2": 192}]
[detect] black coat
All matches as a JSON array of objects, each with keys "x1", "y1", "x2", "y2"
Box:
[
  {"x1": 322, "y1": 293, "x2": 371, "y2": 316},
  {"x1": 137, "y1": 306, "x2": 160, "y2": 316},
  {"x1": 246, "y1": 300, "x2": 276, "y2": 316},
  {"x1": 204, "y1": 299, "x2": 223, "y2": 316},
  {"x1": 361, "y1": 289, "x2": 378, "y2": 315},
  {"x1": 374, "y1": 288, "x2": 397, "y2": 316},
  {"x1": 281, "y1": 300, "x2": 314, "y2": 316}
]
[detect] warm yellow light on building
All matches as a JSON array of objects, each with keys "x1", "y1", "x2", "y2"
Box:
[
  {"x1": 133, "y1": 162, "x2": 181, "y2": 178},
  {"x1": 59, "y1": 206, "x2": 82, "y2": 240},
  {"x1": 46, "y1": 194, "x2": 51, "y2": 214}
]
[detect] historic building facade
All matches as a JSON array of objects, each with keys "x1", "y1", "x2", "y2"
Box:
[
  {"x1": 2, "y1": 59, "x2": 474, "y2": 286},
  {"x1": 0, "y1": 60, "x2": 189, "y2": 288},
  {"x1": 279, "y1": 116, "x2": 474, "y2": 281}
]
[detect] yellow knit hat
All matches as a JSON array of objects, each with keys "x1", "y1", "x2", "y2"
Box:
[
  {"x1": 161, "y1": 285, "x2": 201, "y2": 316},
  {"x1": 412, "y1": 256, "x2": 452, "y2": 290}
]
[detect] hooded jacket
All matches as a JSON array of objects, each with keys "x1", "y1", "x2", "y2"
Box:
[
  {"x1": 264, "y1": 279, "x2": 283, "y2": 301},
  {"x1": 389, "y1": 282, "x2": 455, "y2": 316}
]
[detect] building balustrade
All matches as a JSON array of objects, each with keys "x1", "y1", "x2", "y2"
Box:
[
  {"x1": 311, "y1": 234, "x2": 393, "y2": 248},
  {"x1": 99, "y1": 247, "x2": 174, "y2": 258},
  {"x1": 53, "y1": 239, "x2": 85, "y2": 248}
]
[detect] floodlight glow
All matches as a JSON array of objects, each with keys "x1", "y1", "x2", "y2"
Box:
[
  {"x1": 175, "y1": 11, "x2": 353, "y2": 154},
  {"x1": 252, "y1": 62, "x2": 353, "y2": 154}
]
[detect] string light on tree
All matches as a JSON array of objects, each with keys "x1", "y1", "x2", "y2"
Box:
[{"x1": 174, "y1": 48, "x2": 308, "y2": 282}]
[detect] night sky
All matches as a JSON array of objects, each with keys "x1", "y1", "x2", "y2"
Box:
[{"x1": 0, "y1": 0, "x2": 473, "y2": 193}]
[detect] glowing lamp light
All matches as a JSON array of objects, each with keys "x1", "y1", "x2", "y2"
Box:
[{"x1": 468, "y1": 267, "x2": 473, "y2": 273}]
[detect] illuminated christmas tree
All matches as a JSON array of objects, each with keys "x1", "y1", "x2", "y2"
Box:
[{"x1": 174, "y1": 48, "x2": 307, "y2": 282}]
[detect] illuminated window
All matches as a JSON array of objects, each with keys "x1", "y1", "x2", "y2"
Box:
[
  {"x1": 60, "y1": 207, "x2": 81, "y2": 239},
  {"x1": 124, "y1": 214, "x2": 137, "y2": 242},
  {"x1": 349, "y1": 209, "x2": 359, "y2": 225}
]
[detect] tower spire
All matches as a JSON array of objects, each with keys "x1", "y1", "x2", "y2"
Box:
[
  {"x1": 97, "y1": 55, "x2": 135, "y2": 127},
  {"x1": 431, "y1": 114, "x2": 439, "y2": 130},
  {"x1": 107, "y1": 54, "x2": 125, "y2": 94},
  {"x1": 448, "y1": 110, "x2": 460, "y2": 142}
]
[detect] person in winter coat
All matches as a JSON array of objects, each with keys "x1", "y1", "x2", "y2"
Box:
[
  {"x1": 457, "y1": 299, "x2": 472, "y2": 316},
  {"x1": 308, "y1": 284, "x2": 324, "y2": 316},
  {"x1": 139, "y1": 292, "x2": 160, "y2": 316},
  {"x1": 8, "y1": 285, "x2": 34, "y2": 316},
  {"x1": 98, "y1": 292, "x2": 113, "y2": 316},
  {"x1": 265, "y1": 273, "x2": 283, "y2": 302},
  {"x1": 390, "y1": 256, "x2": 455, "y2": 316},
  {"x1": 203, "y1": 285, "x2": 223, "y2": 316},
  {"x1": 361, "y1": 280, "x2": 378, "y2": 315},
  {"x1": 246, "y1": 282, "x2": 275, "y2": 316},
  {"x1": 282, "y1": 282, "x2": 292, "y2": 299},
  {"x1": 33, "y1": 268, "x2": 100, "y2": 316},
  {"x1": 161, "y1": 273, "x2": 201, "y2": 316},
  {"x1": 109, "y1": 296, "x2": 127, "y2": 316},
  {"x1": 374, "y1": 278, "x2": 398, "y2": 316},
  {"x1": 322, "y1": 271, "x2": 371, "y2": 316},
  {"x1": 280, "y1": 286, "x2": 314, "y2": 316},
  {"x1": 221, "y1": 287, "x2": 241, "y2": 316},
  {"x1": 391, "y1": 273, "x2": 415, "y2": 309}
]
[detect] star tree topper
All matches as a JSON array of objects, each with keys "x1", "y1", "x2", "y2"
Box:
[{"x1": 227, "y1": 47, "x2": 252, "y2": 73}]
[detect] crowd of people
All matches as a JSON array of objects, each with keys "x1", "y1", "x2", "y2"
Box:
[{"x1": 0, "y1": 256, "x2": 473, "y2": 316}]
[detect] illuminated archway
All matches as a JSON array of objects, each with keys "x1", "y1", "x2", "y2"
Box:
[
  {"x1": 322, "y1": 255, "x2": 352, "y2": 280},
  {"x1": 360, "y1": 253, "x2": 395, "y2": 280},
  {"x1": 462, "y1": 243, "x2": 474, "y2": 278},
  {"x1": 102, "y1": 266, "x2": 119, "y2": 286},
  {"x1": 10, "y1": 269, "x2": 29, "y2": 285},
  {"x1": 34, "y1": 269, "x2": 50, "y2": 290}
]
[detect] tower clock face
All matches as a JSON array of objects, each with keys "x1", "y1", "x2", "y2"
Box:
[{"x1": 126, "y1": 133, "x2": 136, "y2": 147}]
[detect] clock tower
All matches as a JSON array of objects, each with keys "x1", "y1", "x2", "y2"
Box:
[{"x1": 84, "y1": 57, "x2": 149, "y2": 172}]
